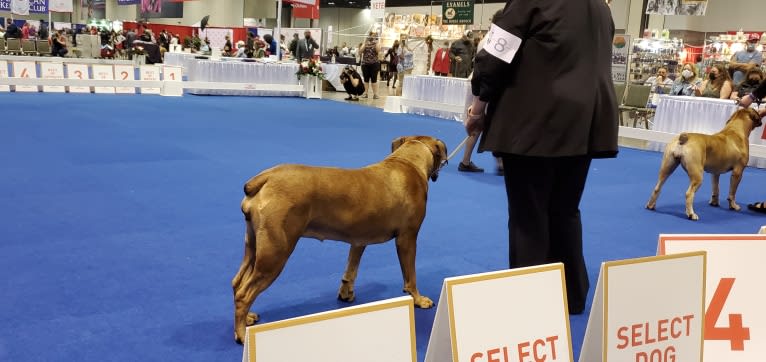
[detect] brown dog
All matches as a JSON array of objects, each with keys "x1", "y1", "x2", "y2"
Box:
[
  {"x1": 646, "y1": 108, "x2": 763, "y2": 220},
  {"x1": 231, "y1": 135, "x2": 447, "y2": 343}
]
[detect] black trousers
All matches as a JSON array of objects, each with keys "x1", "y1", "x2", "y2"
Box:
[{"x1": 501, "y1": 154, "x2": 592, "y2": 313}]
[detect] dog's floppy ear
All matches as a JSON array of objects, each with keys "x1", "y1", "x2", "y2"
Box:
[
  {"x1": 391, "y1": 136, "x2": 408, "y2": 153},
  {"x1": 429, "y1": 138, "x2": 449, "y2": 182}
]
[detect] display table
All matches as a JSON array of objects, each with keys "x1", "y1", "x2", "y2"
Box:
[
  {"x1": 651, "y1": 95, "x2": 766, "y2": 167},
  {"x1": 400, "y1": 75, "x2": 471, "y2": 121},
  {"x1": 186, "y1": 60, "x2": 302, "y2": 97}
]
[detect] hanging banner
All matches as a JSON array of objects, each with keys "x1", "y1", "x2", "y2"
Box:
[
  {"x1": 81, "y1": 0, "x2": 106, "y2": 20},
  {"x1": 140, "y1": 0, "x2": 160, "y2": 13},
  {"x1": 4, "y1": 0, "x2": 48, "y2": 14},
  {"x1": 611, "y1": 34, "x2": 630, "y2": 84},
  {"x1": 442, "y1": 0, "x2": 474, "y2": 25},
  {"x1": 286, "y1": 0, "x2": 319, "y2": 20},
  {"x1": 646, "y1": 0, "x2": 707, "y2": 16},
  {"x1": 50, "y1": 0, "x2": 73, "y2": 12},
  {"x1": 370, "y1": 0, "x2": 385, "y2": 19}
]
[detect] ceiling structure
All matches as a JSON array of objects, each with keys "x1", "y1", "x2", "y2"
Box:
[{"x1": 318, "y1": 0, "x2": 505, "y2": 9}]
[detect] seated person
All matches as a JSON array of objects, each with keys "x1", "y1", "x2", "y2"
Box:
[
  {"x1": 339, "y1": 66, "x2": 365, "y2": 101},
  {"x1": 694, "y1": 64, "x2": 733, "y2": 99},
  {"x1": 644, "y1": 66, "x2": 674, "y2": 88},
  {"x1": 669, "y1": 63, "x2": 701, "y2": 96},
  {"x1": 233, "y1": 41, "x2": 247, "y2": 58},
  {"x1": 731, "y1": 68, "x2": 765, "y2": 101}
]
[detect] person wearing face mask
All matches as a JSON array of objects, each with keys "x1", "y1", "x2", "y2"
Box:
[
  {"x1": 731, "y1": 68, "x2": 764, "y2": 101},
  {"x1": 296, "y1": 30, "x2": 319, "y2": 62},
  {"x1": 730, "y1": 34, "x2": 763, "y2": 86},
  {"x1": 670, "y1": 63, "x2": 701, "y2": 96},
  {"x1": 694, "y1": 64, "x2": 733, "y2": 99},
  {"x1": 432, "y1": 41, "x2": 451, "y2": 76}
]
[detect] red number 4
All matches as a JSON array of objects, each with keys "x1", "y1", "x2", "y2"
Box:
[{"x1": 705, "y1": 278, "x2": 750, "y2": 351}]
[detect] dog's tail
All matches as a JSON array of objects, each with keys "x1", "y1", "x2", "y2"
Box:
[{"x1": 678, "y1": 133, "x2": 689, "y2": 145}]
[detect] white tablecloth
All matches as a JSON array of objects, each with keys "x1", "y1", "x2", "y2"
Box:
[
  {"x1": 187, "y1": 60, "x2": 301, "y2": 97},
  {"x1": 321, "y1": 63, "x2": 355, "y2": 91},
  {"x1": 163, "y1": 52, "x2": 202, "y2": 71},
  {"x1": 652, "y1": 95, "x2": 766, "y2": 167},
  {"x1": 401, "y1": 75, "x2": 472, "y2": 121}
]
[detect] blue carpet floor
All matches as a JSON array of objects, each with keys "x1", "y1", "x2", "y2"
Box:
[{"x1": 2, "y1": 93, "x2": 766, "y2": 361}]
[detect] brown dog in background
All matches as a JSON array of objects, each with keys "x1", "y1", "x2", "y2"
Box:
[
  {"x1": 646, "y1": 108, "x2": 763, "y2": 220},
  {"x1": 231, "y1": 135, "x2": 447, "y2": 343}
]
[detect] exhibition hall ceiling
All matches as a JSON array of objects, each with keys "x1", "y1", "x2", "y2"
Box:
[{"x1": 319, "y1": 0, "x2": 505, "y2": 9}]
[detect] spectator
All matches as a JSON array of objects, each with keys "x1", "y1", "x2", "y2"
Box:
[
  {"x1": 644, "y1": 66, "x2": 674, "y2": 88},
  {"x1": 730, "y1": 33, "x2": 763, "y2": 86},
  {"x1": 360, "y1": 32, "x2": 381, "y2": 99},
  {"x1": 384, "y1": 40, "x2": 400, "y2": 88},
  {"x1": 295, "y1": 30, "x2": 319, "y2": 62},
  {"x1": 449, "y1": 31, "x2": 475, "y2": 78},
  {"x1": 432, "y1": 40, "x2": 451, "y2": 76},
  {"x1": 669, "y1": 63, "x2": 701, "y2": 96},
  {"x1": 731, "y1": 68, "x2": 764, "y2": 101},
  {"x1": 4, "y1": 19, "x2": 21, "y2": 39},
  {"x1": 263, "y1": 34, "x2": 277, "y2": 56},
  {"x1": 394, "y1": 39, "x2": 414, "y2": 97},
  {"x1": 694, "y1": 64, "x2": 733, "y2": 99}
]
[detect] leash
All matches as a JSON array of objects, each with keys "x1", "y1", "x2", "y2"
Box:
[{"x1": 447, "y1": 135, "x2": 470, "y2": 161}]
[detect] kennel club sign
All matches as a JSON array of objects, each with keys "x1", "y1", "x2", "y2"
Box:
[
  {"x1": 442, "y1": 0, "x2": 474, "y2": 25},
  {"x1": 0, "y1": 0, "x2": 48, "y2": 14}
]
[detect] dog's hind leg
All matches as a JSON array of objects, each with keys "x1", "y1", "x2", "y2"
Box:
[
  {"x1": 338, "y1": 244, "x2": 366, "y2": 303},
  {"x1": 646, "y1": 153, "x2": 681, "y2": 210},
  {"x1": 727, "y1": 166, "x2": 745, "y2": 211},
  {"x1": 233, "y1": 222, "x2": 301, "y2": 344},
  {"x1": 395, "y1": 232, "x2": 434, "y2": 309},
  {"x1": 232, "y1": 223, "x2": 256, "y2": 292},
  {"x1": 709, "y1": 173, "x2": 721, "y2": 207},
  {"x1": 684, "y1": 167, "x2": 704, "y2": 220}
]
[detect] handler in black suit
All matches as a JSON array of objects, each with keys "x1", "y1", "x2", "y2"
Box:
[
  {"x1": 295, "y1": 30, "x2": 319, "y2": 62},
  {"x1": 465, "y1": 0, "x2": 618, "y2": 314}
]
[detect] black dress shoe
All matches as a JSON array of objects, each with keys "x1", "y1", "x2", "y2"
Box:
[{"x1": 458, "y1": 161, "x2": 484, "y2": 173}]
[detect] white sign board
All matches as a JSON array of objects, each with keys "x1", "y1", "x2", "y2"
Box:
[
  {"x1": 140, "y1": 65, "x2": 161, "y2": 95},
  {"x1": 243, "y1": 296, "x2": 416, "y2": 362},
  {"x1": 425, "y1": 263, "x2": 572, "y2": 362},
  {"x1": 580, "y1": 252, "x2": 705, "y2": 362},
  {"x1": 0, "y1": 60, "x2": 10, "y2": 92},
  {"x1": 66, "y1": 63, "x2": 90, "y2": 93},
  {"x1": 41, "y1": 62, "x2": 66, "y2": 93},
  {"x1": 659, "y1": 234, "x2": 766, "y2": 362},
  {"x1": 12, "y1": 61, "x2": 39, "y2": 92},
  {"x1": 371, "y1": 0, "x2": 386, "y2": 19},
  {"x1": 114, "y1": 65, "x2": 136, "y2": 94},
  {"x1": 91, "y1": 64, "x2": 115, "y2": 94},
  {"x1": 162, "y1": 66, "x2": 182, "y2": 82},
  {"x1": 611, "y1": 34, "x2": 630, "y2": 84}
]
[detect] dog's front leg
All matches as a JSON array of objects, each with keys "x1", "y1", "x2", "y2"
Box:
[
  {"x1": 728, "y1": 166, "x2": 745, "y2": 211},
  {"x1": 338, "y1": 244, "x2": 366, "y2": 303},
  {"x1": 709, "y1": 173, "x2": 720, "y2": 207},
  {"x1": 395, "y1": 232, "x2": 434, "y2": 308}
]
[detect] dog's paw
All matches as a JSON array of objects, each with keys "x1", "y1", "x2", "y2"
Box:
[
  {"x1": 729, "y1": 202, "x2": 741, "y2": 211},
  {"x1": 687, "y1": 213, "x2": 699, "y2": 221},
  {"x1": 413, "y1": 295, "x2": 434, "y2": 309},
  {"x1": 709, "y1": 199, "x2": 720, "y2": 207},
  {"x1": 246, "y1": 312, "x2": 259, "y2": 326},
  {"x1": 338, "y1": 282, "x2": 355, "y2": 303},
  {"x1": 645, "y1": 203, "x2": 656, "y2": 210}
]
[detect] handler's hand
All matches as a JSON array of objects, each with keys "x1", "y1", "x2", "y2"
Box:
[
  {"x1": 738, "y1": 94, "x2": 754, "y2": 108},
  {"x1": 464, "y1": 106, "x2": 484, "y2": 135}
]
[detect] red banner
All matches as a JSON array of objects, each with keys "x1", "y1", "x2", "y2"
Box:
[{"x1": 285, "y1": 0, "x2": 319, "y2": 19}]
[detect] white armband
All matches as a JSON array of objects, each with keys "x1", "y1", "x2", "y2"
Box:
[{"x1": 483, "y1": 23, "x2": 522, "y2": 64}]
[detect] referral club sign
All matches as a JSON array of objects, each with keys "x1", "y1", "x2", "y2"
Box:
[{"x1": 442, "y1": 0, "x2": 474, "y2": 25}]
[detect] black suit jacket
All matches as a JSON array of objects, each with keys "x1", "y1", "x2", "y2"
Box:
[
  {"x1": 296, "y1": 37, "x2": 319, "y2": 62},
  {"x1": 472, "y1": 0, "x2": 618, "y2": 159}
]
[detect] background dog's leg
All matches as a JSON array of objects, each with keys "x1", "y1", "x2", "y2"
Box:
[
  {"x1": 233, "y1": 225, "x2": 300, "y2": 344},
  {"x1": 728, "y1": 167, "x2": 744, "y2": 211},
  {"x1": 646, "y1": 154, "x2": 680, "y2": 210},
  {"x1": 338, "y1": 244, "x2": 366, "y2": 303},
  {"x1": 709, "y1": 173, "x2": 720, "y2": 207},
  {"x1": 685, "y1": 168, "x2": 703, "y2": 220},
  {"x1": 395, "y1": 233, "x2": 434, "y2": 309}
]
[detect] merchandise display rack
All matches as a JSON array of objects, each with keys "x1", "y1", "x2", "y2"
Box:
[{"x1": 628, "y1": 37, "x2": 684, "y2": 85}]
